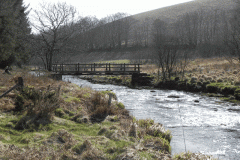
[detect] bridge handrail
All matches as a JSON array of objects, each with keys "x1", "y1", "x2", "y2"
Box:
[{"x1": 52, "y1": 63, "x2": 142, "y2": 74}]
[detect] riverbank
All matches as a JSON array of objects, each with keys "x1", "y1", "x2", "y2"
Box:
[
  {"x1": 0, "y1": 68, "x2": 216, "y2": 159},
  {"x1": 79, "y1": 58, "x2": 240, "y2": 105},
  {"x1": 153, "y1": 58, "x2": 240, "y2": 104}
]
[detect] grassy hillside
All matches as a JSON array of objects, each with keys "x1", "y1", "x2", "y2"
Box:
[
  {"x1": 67, "y1": 48, "x2": 154, "y2": 64},
  {"x1": 63, "y1": 0, "x2": 236, "y2": 64},
  {"x1": 132, "y1": 0, "x2": 235, "y2": 21},
  {"x1": 29, "y1": 0, "x2": 237, "y2": 66}
]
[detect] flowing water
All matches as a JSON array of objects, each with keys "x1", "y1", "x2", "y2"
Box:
[{"x1": 63, "y1": 75, "x2": 240, "y2": 159}]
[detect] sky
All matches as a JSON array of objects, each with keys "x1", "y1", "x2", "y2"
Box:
[{"x1": 23, "y1": 0, "x2": 194, "y2": 19}]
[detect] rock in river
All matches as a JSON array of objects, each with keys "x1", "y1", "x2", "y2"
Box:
[{"x1": 167, "y1": 95, "x2": 180, "y2": 98}]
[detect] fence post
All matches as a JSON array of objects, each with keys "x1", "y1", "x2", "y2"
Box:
[
  {"x1": 18, "y1": 77, "x2": 24, "y2": 88},
  {"x1": 94, "y1": 63, "x2": 95, "y2": 72},
  {"x1": 0, "y1": 77, "x2": 24, "y2": 99},
  {"x1": 108, "y1": 93, "x2": 113, "y2": 107},
  {"x1": 138, "y1": 64, "x2": 140, "y2": 72},
  {"x1": 124, "y1": 63, "x2": 125, "y2": 73},
  {"x1": 109, "y1": 63, "x2": 111, "y2": 71},
  {"x1": 78, "y1": 63, "x2": 79, "y2": 72}
]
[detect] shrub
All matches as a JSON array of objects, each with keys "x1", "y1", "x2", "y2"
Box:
[
  {"x1": 14, "y1": 87, "x2": 60, "y2": 130},
  {"x1": 90, "y1": 106, "x2": 116, "y2": 123}
]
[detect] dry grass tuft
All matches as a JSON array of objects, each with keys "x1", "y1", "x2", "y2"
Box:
[
  {"x1": 48, "y1": 129, "x2": 76, "y2": 149},
  {"x1": 173, "y1": 151, "x2": 217, "y2": 160},
  {"x1": 85, "y1": 92, "x2": 130, "y2": 123},
  {"x1": 73, "y1": 140, "x2": 106, "y2": 159},
  {"x1": 0, "y1": 144, "x2": 68, "y2": 160},
  {"x1": 143, "y1": 137, "x2": 171, "y2": 153}
]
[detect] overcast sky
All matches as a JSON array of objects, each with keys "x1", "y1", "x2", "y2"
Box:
[{"x1": 23, "y1": 0, "x2": 194, "y2": 19}]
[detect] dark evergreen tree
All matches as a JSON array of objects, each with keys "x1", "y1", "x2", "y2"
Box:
[{"x1": 0, "y1": 0, "x2": 31, "y2": 68}]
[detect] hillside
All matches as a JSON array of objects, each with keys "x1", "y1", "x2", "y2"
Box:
[
  {"x1": 67, "y1": 0, "x2": 236, "y2": 64},
  {"x1": 131, "y1": 0, "x2": 235, "y2": 21},
  {"x1": 30, "y1": 0, "x2": 238, "y2": 65},
  {"x1": 68, "y1": 48, "x2": 154, "y2": 64}
]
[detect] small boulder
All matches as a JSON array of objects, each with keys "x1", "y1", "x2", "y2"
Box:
[
  {"x1": 175, "y1": 77, "x2": 180, "y2": 81},
  {"x1": 167, "y1": 95, "x2": 180, "y2": 98},
  {"x1": 191, "y1": 77, "x2": 197, "y2": 83}
]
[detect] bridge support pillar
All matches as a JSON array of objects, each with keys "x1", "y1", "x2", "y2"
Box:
[
  {"x1": 51, "y1": 74, "x2": 62, "y2": 80},
  {"x1": 131, "y1": 73, "x2": 139, "y2": 86},
  {"x1": 132, "y1": 73, "x2": 153, "y2": 86}
]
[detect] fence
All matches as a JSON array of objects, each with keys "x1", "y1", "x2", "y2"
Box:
[{"x1": 0, "y1": 77, "x2": 24, "y2": 99}]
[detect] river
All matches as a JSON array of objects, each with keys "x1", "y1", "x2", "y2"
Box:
[{"x1": 63, "y1": 75, "x2": 240, "y2": 159}]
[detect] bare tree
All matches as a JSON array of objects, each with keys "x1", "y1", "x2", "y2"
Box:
[
  {"x1": 224, "y1": 0, "x2": 240, "y2": 62},
  {"x1": 153, "y1": 19, "x2": 179, "y2": 80},
  {"x1": 122, "y1": 16, "x2": 135, "y2": 48},
  {"x1": 177, "y1": 50, "x2": 191, "y2": 80},
  {"x1": 32, "y1": 2, "x2": 77, "y2": 71}
]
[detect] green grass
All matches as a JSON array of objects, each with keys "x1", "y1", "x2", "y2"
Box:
[
  {"x1": 207, "y1": 82, "x2": 236, "y2": 89},
  {"x1": 97, "y1": 59, "x2": 131, "y2": 64},
  {"x1": 100, "y1": 90, "x2": 117, "y2": 99},
  {"x1": 0, "y1": 113, "x2": 101, "y2": 147},
  {"x1": 220, "y1": 97, "x2": 240, "y2": 104},
  {"x1": 139, "y1": 151, "x2": 154, "y2": 160},
  {"x1": 116, "y1": 102, "x2": 125, "y2": 109},
  {"x1": 62, "y1": 94, "x2": 81, "y2": 103}
]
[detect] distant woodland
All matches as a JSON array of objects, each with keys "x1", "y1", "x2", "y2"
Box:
[{"x1": 0, "y1": 0, "x2": 240, "y2": 70}]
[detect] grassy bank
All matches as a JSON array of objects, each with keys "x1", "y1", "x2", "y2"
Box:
[
  {"x1": 85, "y1": 58, "x2": 240, "y2": 104},
  {"x1": 0, "y1": 67, "x2": 216, "y2": 159},
  {"x1": 152, "y1": 58, "x2": 240, "y2": 104}
]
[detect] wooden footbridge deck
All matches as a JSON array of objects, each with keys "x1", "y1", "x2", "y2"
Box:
[{"x1": 52, "y1": 63, "x2": 141, "y2": 75}]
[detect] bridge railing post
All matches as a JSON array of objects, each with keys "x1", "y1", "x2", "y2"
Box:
[
  {"x1": 94, "y1": 63, "x2": 95, "y2": 72},
  {"x1": 138, "y1": 64, "x2": 140, "y2": 72},
  {"x1": 109, "y1": 63, "x2": 110, "y2": 71},
  {"x1": 124, "y1": 63, "x2": 125, "y2": 73},
  {"x1": 77, "y1": 63, "x2": 79, "y2": 72},
  {"x1": 106, "y1": 63, "x2": 108, "y2": 71}
]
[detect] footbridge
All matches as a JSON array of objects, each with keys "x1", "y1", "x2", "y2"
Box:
[
  {"x1": 52, "y1": 63, "x2": 141, "y2": 76},
  {"x1": 51, "y1": 63, "x2": 152, "y2": 86}
]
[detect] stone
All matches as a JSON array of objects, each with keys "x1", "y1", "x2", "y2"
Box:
[
  {"x1": 167, "y1": 95, "x2": 180, "y2": 98},
  {"x1": 191, "y1": 77, "x2": 197, "y2": 83}
]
